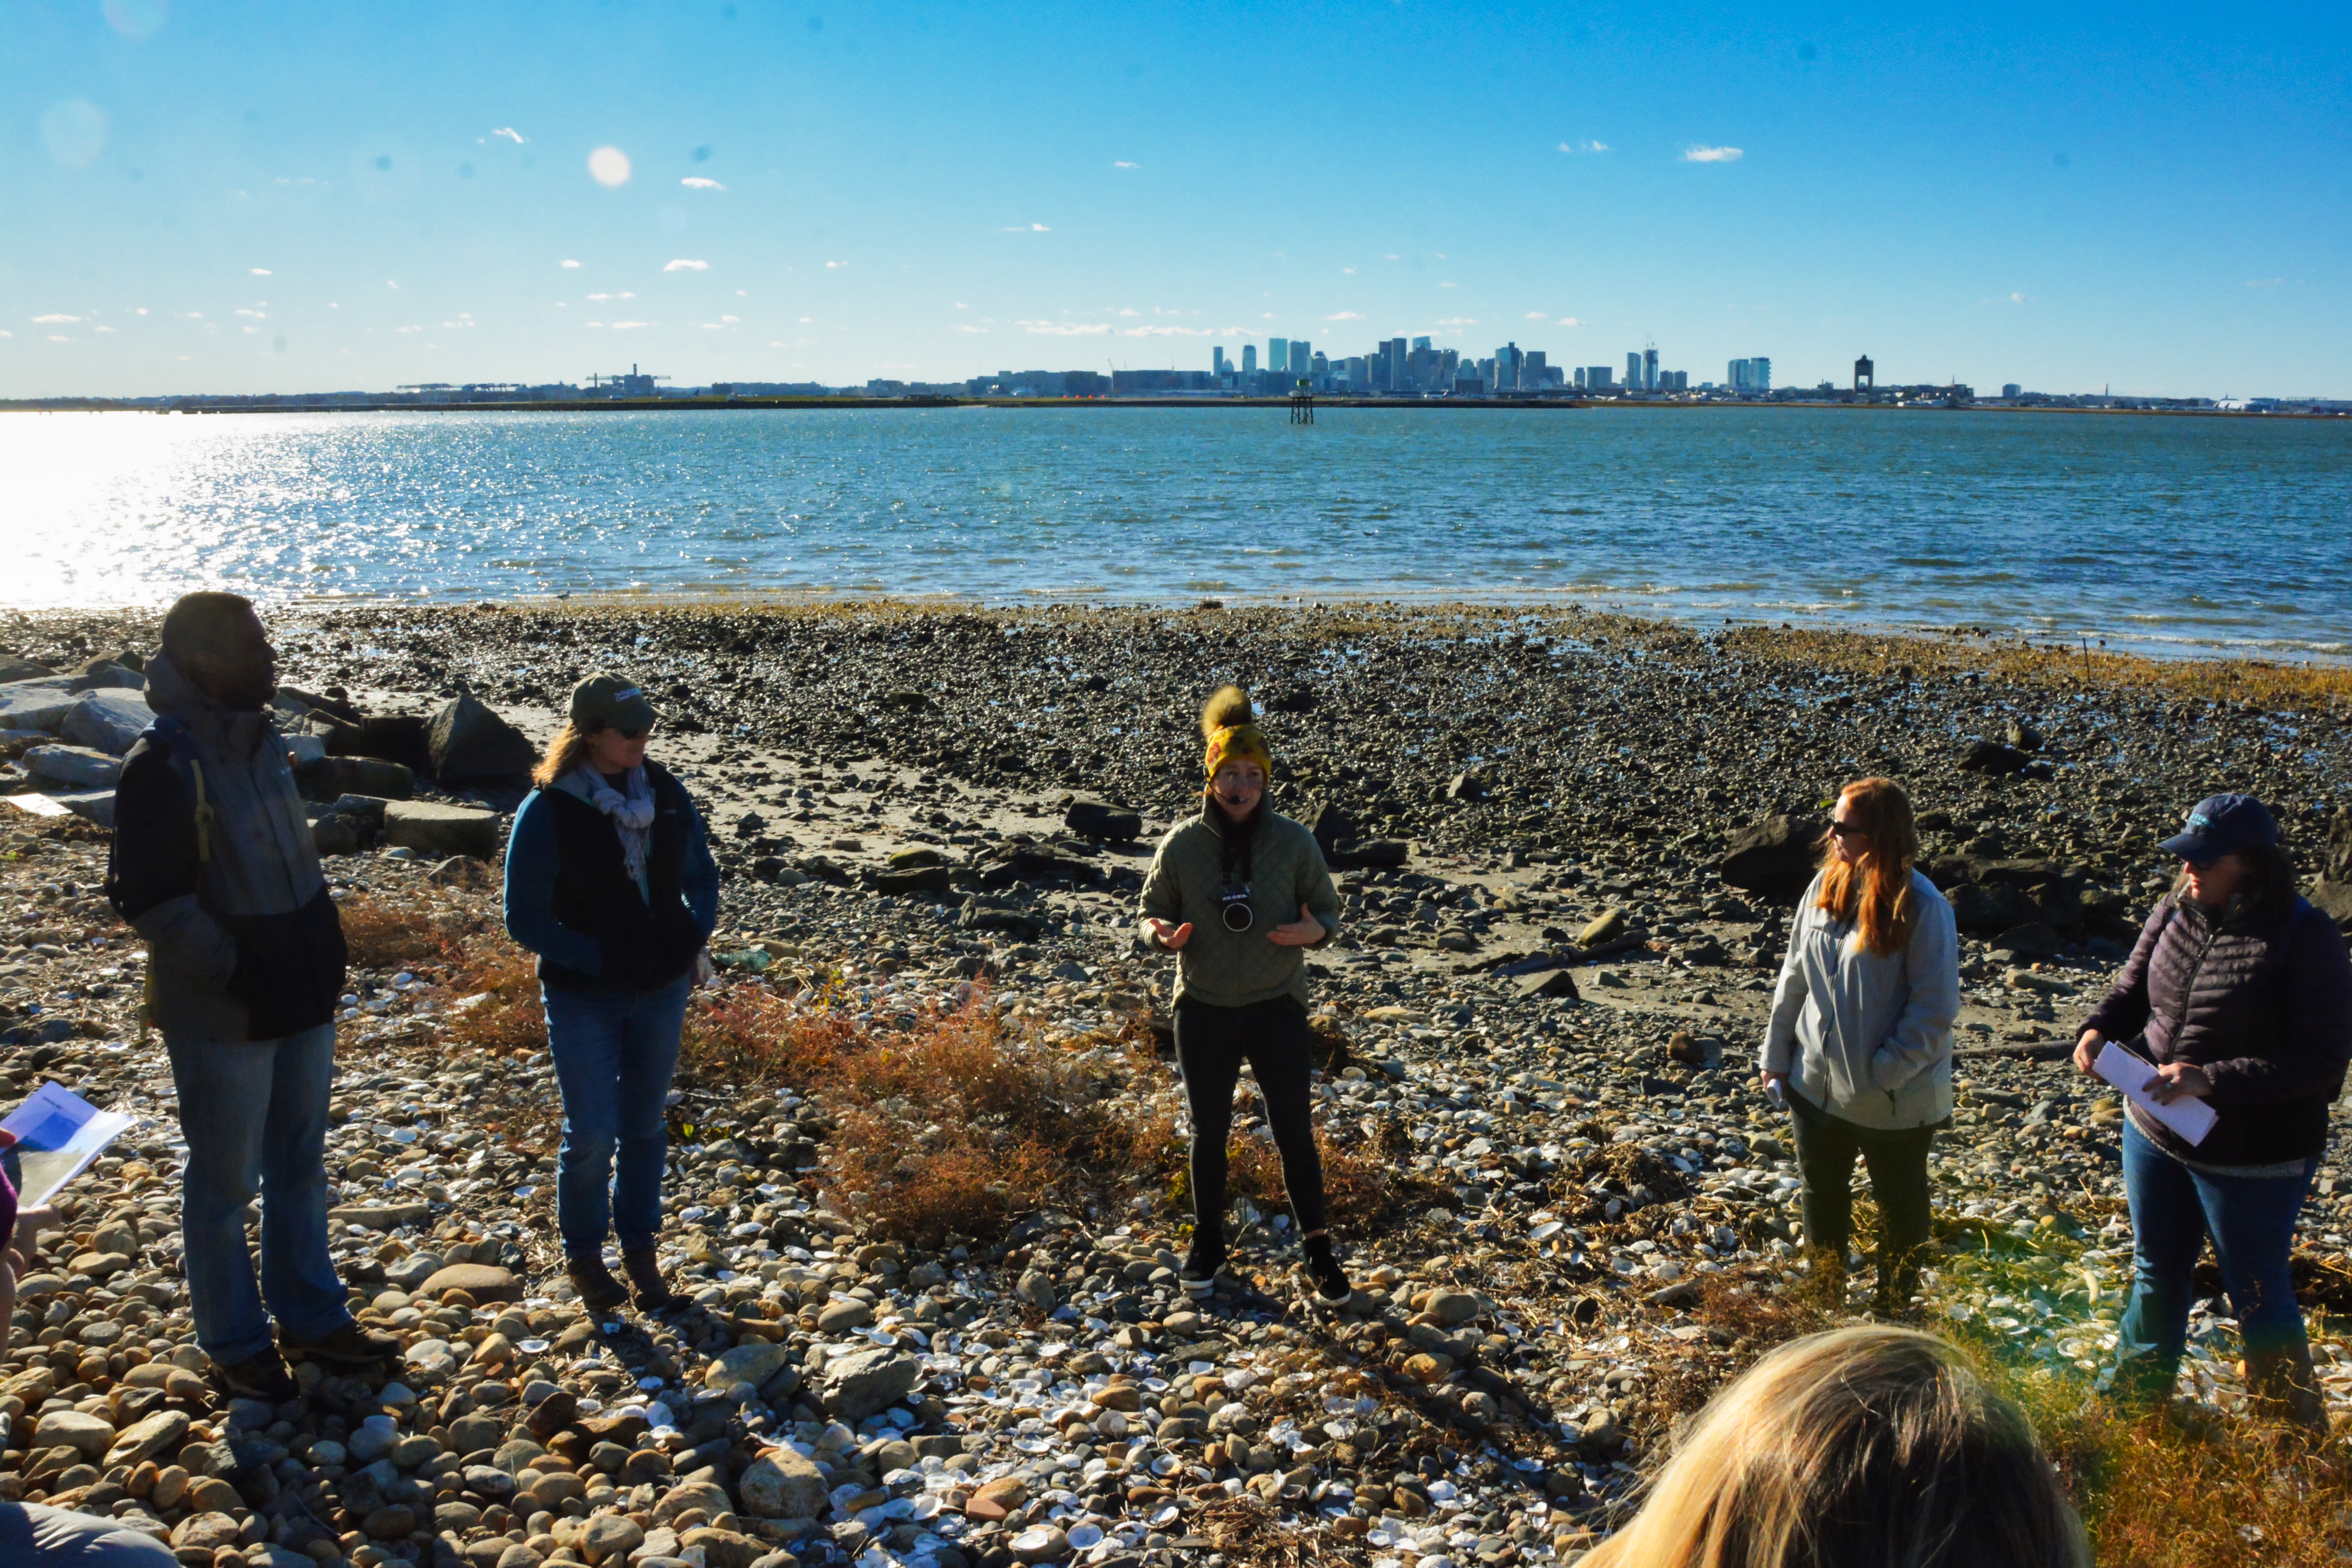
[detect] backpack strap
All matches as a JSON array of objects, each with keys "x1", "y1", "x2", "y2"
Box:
[{"x1": 145, "y1": 715, "x2": 214, "y2": 866}]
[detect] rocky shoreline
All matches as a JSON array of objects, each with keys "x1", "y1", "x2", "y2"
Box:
[{"x1": 0, "y1": 600, "x2": 2349, "y2": 1568}]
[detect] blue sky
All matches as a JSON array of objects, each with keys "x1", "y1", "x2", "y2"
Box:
[{"x1": 4, "y1": 1, "x2": 2347, "y2": 397}]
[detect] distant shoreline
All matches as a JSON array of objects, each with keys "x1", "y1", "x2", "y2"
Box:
[{"x1": 3, "y1": 397, "x2": 2344, "y2": 419}]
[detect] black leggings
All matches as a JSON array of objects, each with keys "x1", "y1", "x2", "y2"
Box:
[
  {"x1": 1788, "y1": 1087, "x2": 1937, "y2": 1286},
  {"x1": 1174, "y1": 995, "x2": 1328, "y2": 1238}
]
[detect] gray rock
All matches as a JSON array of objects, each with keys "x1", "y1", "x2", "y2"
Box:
[
  {"x1": 0, "y1": 681, "x2": 78, "y2": 733},
  {"x1": 384, "y1": 1252, "x2": 447, "y2": 1289},
  {"x1": 22, "y1": 744, "x2": 120, "y2": 788},
  {"x1": 811, "y1": 1346, "x2": 920, "y2": 1424},
  {"x1": 296, "y1": 754, "x2": 415, "y2": 802},
  {"x1": 33, "y1": 1408, "x2": 114, "y2": 1457},
  {"x1": 61, "y1": 688, "x2": 154, "y2": 754},
  {"x1": 384, "y1": 799, "x2": 502, "y2": 859},
  {"x1": 1718, "y1": 815, "x2": 1825, "y2": 901},
  {"x1": 428, "y1": 693, "x2": 537, "y2": 782}
]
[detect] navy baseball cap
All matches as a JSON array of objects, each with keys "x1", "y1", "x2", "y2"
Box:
[{"x1": 2159, "y1": 793, "x2": 2278, "y2": 865}]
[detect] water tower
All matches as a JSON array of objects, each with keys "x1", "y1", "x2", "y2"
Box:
[{"x1": 1854, "y1": 355, "x2": 1875, "y2": 393}]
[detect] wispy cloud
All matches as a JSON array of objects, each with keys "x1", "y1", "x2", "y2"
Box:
[
  {"x1": 681, "y1": 177, "x2": 725, "y2": 190},
  {"x1": 1558, "y1": 140, "x2": 1608, "y2": 153},
  {"x1": 31, "y1": 314, "x2": 79, "y2": 324},
  {"x1": 1113, "y1": 161, "x2": 1138, "y2": 169},
  {"x1": 825, "y1": 261, "x2": 845, "y2": 269},
  {"x1": 47, "y1": 335, "x2": 72, "y2": 343},
  {"x1": 611, "y1": 321, "x2": 649, "y2": 330},
  {"x1": 250, "y1": 267, "x2": 272, "y2": 276},
  {"x1": 1523, "y1": 311, "x2": 1550, "y2": 320},
  {"x1": 1556, "y1": 317, "x2": 1584, "y2": 327},
  {"x1": 560, "y1": 259, "x2": 582, "y2": 269},
  {"x1": 394, "y1": 325, "x2": 422, "y2": 334},
  {"x1": 1019, "y1": 320, "x2": 1110, "y2": 336},
  {"x1": 491, "y1": 127, "x2": 526, "y2": 144},
  {"x1": 1682, "y1": 145, "x2": 1743, "y2": 163},
  {"x1": 1122, "y1": 325, "x2": 1209, "y2": 337},
  {"x1": 953, "y1": 324, "x2": 989, "y2": 333},
  {"x1": 1326, "y1": 311, "x2": 1363, "y2": 321},
  {"x1": 2009, "y1": 292, "x2": 2026, "y2": 304},
  {"x1": 1433, "y1": 317, "x2": 1477, "y2": 326},
  {"x1": 663, "y1": 259, "x2": 709, "y2": 271},
  {"x1": 1002, "y1": 222, "x2": 1052, "y2": 232}
]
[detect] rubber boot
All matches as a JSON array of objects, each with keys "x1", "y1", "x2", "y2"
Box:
[{"x1": 2247, "y1": 1340, "x2": 2330, "y2": 1436}]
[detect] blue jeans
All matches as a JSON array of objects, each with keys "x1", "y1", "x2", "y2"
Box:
[
  {"x1": 2113, "y1": 1115, "x2": 2316, "y2": 1403},
  {"x1": 543, "y1": 976, "x2": 691, "y2": 1258},
  {"x1": 164, "y1": 1023, "x2": 351, "y2": 1366},
  {"x1": 0, "y1": 1502, "x2": 178, "y2": 1564}
]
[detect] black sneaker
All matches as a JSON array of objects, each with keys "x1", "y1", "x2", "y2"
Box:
[
  {"x1": 567, "y1": 1254, "x2": 630, "y2": 1312},
  {"x1": 1303, "y1": 1235, "x2": 1351, "y2": 1306},
  {"x1": 215, "y1": 1348, "x2": 298, "y2": 1403},
  {"x1": 1179, "y1": 1232, "x2": 1227, "y2": 1298},
  {"x1": 280, "y1": 1321, "x2": 400, "y2": 1369}
]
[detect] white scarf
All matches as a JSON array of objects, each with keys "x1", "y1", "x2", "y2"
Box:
[{"x1": 574, "y1": 765, "x2": 657, "y2": 892}]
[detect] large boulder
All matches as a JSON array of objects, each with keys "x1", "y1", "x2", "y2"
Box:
[
  {"x1": 34, "y1": 1408, "x2": 115, "y2": 1458},
  {"x1": 811, "y1": 1346, "x2": 920, "y2": 1424},
  {"x1": 1064, "y1": 801, "x2": 1143, "y2": 841},
  {"x1": 22, "y1": 745, "x2": 121, "y2": 789},
  {"x1": 1946, "y1": 881, "x2": 2042, "y2": 935},
  {"x1": 384, "y1": 801, "x2": 502, "y2": 859},
  {"x1": 428, "y1": 695, "x2": 536, "y2": 783},
  {"x1": 1719, "y1": 815, "x2": 1825, "y2": 902},
  {"x1": 296, "y1": 755, "x2": 415, "y2": 802},
  {"x1": 61, "y1": 688, "x2": 154, "y2": 755},
  {"x1": 0, "y1": 680, "x2": 79, "y2": 733},
  {"x1": 0, "y1": 660, "x2": 54, "y2": 685},
  {"x1": 2310, "y1": 881, "x2": 2352, "y2": 935}
]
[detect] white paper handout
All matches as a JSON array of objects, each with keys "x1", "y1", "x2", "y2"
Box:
[
  {"x1": 0, "y1": 1082, "x2": 138, "y2": 1209},
  {"x1": 2095, "y1": 1041, "x2": 2219, "y2": 1147}
]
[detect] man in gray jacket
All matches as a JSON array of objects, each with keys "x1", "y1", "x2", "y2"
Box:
[{"x1": 105, "y1": 593, "x2": 393, "y2": 1401}]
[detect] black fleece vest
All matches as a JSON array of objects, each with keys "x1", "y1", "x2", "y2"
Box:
[{"x1": 537, "y1": 762, "x2": 705, "y2": 992}]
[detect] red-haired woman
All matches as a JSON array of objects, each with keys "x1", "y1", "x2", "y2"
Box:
[{"x1": 1761, "y1": 778, "x2": 1960, "y2": 1314}]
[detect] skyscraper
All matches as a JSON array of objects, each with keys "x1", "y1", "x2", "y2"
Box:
[
  {"x1": 1586, "y1": 366, "x2": 1614, "y2": 389},
  {"x1": 1212, "y1": 346, "x2": 1227, "y2": 376},
  {"x1": 1495, "y1": 342, "x2": 1523, "y2": 391},
  {"x1": 1643, "y1": 347, "x2": 1659, "y2": 391},
  {"x1": 1387, "y1": 337, "x2": 1408, "y2": 392},
  {"x1": 1242, "y1": 345, "x2": 1257, "y2": 375},
  {"x1": 1750, "y1": 356, "x2": 1770, "y2": 391},
  {"x1": 1627, "y1": 352, "x2": 1643, "y2": 389},
  {"x1": 1411, "y1": 336, "x2": 1431, "y2": 352},
  {"x1": 1268, "y1": 339, "x2": 1288, "y2": 381},
  {"x1": 1289, "y1": 341, "x2": 1311, "y2": 378}
]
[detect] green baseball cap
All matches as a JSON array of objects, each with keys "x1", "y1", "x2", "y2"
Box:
[{"x1": 569, "y1": 672, "x2": 659, "y2": 733}]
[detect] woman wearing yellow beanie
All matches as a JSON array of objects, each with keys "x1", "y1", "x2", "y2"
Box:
[{"x1": 1139, "y1": 686, "x2": 1351, "y2": 1304}]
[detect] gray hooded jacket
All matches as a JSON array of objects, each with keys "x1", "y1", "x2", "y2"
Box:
[
  {"x1": 1763, "y1": 869, "x2": 1960, "y2": 1130},
  {"x1": 104, "y1": 654, "x2": 346, "y2": 1042}
]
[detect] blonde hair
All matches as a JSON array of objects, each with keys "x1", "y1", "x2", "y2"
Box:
[
  {"x1": 1582, "y1": 1327, "x2": 2086, "y2": 1568},
  {"x1": 1817, "y1": 777, "x2": 1922, "y2": 958},
  {"x1": 532, "y1": 719, "x2": 600, "y2": 789}
]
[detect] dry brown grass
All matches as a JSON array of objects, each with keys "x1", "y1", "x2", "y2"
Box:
[
  {"x1": 1215, "y1": 1127, "x2": 1433, "y2": 1232},
  {"x1": 1196, "y1": 1494, "x2": 1359, "y2": 1568},
  {"x1": 680, "y1": 982, "x2": 1188, "y2": 1247},
  {"x1": 337, "y1": 894, "x2": 459, "y2": 969},
  {"x1": 439, "y1": 936, "x2": 548, "y2": 1056}
]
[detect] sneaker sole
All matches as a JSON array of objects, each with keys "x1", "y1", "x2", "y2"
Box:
[{"x1": 1180, "y1": 1272, "x2": 1222, "y2": 1298}]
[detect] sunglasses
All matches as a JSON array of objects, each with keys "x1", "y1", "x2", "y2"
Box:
[
  {"x1": 1827, "y1": 819, "x2": 1863, "y2": 839},
  {"x1": 613, "y1": 726, "x2": 652, "y2": 741}
]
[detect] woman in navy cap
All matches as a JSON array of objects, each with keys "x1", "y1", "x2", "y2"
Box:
[
  {"x1": 504, "y1": 674, "x2": 718, "y2": 1313},
  {"x1": 2074, "y1": 793, "x2": 2352, "y2": 1430}
]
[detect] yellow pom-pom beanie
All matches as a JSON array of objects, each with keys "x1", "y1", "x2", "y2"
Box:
[{"x1": 1200, "y1": 684, "x2": 1274, "y2": 783}]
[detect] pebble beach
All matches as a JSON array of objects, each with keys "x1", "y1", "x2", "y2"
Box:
[{"x1": 2, "y1": 598, "x2": 2351, "y2": 1568}]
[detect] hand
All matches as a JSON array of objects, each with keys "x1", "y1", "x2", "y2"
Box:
[
  {"x1": 1760, "y1": 1070, "x2": 1787, "y2": 1104},
  {"x1": 1147, "y1": 918, "x2": 1193, "y2": 951},
  {"x1": 2074, "y1": 1029, "x2": 2105, "y2": 1077},
  {"x1": 2148, "y1": 1062, "x2": 2213, "y2": 1105},
  {"x1": 10, "y1": 1205, "x2": 55, "y2": 1273},
  {"x1": 1267, "y1": 904, "x2": 1326, "y2": 947}
]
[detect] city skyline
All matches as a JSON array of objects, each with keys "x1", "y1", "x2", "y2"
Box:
[{"x1": 5, "y1": 4, "x2": 2348, "y2": 399}]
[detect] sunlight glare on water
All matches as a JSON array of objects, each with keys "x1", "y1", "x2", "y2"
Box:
[{"x1": 3, "y1": 406, "x2": 2346, "y2": 657}]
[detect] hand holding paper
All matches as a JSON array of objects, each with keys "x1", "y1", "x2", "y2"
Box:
[
  {"x1": 2094, "y1": 1042, "x2": 2219, "y2": 1147},
  {"x1": 0, "y1": 1083, "x2": 138, "y2": 1209}
]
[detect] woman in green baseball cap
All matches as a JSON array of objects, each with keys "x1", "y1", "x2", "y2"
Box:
[{"x1": 503, "y1": 672, "x2": 719, "y2": 1312}]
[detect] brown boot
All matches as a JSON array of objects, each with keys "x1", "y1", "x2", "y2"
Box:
[
  {"x1": 622, "y1": 1249, "x2": 680, "y2": 1312},
  {"x1": 566, "y1": 1254, "x2": 630, "y2": 1313},
  {"x1": 2247, "y1": 1341, "x2": 2331, "y2": 1436}
]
